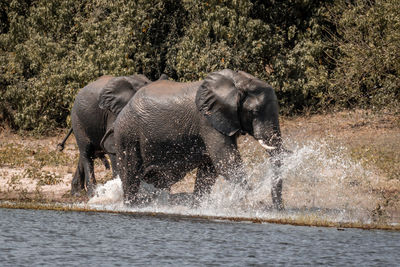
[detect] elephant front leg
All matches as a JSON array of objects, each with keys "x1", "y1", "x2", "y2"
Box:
[
  {"x1": 117, "y1": 144, "x2": 143, "y2": 205},
  {"x1": 194, "y1": 159, "x2": 217, "y2": 200},
  {"x1": 203, "y1": 132, "x2": 248, "y2": 186},
  {"x1": 122, "y1": 174, "x2": 141, "y2": 205},
  {"x1": 119, "y1": 165, "x2": 141, "y2": 205}
]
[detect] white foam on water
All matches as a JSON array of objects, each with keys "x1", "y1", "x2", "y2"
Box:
[
  {"x1": 87, "y1": 139, "x2": 383, "y2": 225},
  {"x1": 88, "y1": 177, "x2": 124, "y2": 208}
]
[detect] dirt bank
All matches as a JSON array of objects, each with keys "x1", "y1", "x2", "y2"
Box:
[{"x1": 1, "y1": 109, "x2": 399, "y2": 224}]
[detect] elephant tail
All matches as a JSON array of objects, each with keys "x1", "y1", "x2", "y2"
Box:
[{"x1": 57, "y1": 128, "x2": 73, "y2": 152}]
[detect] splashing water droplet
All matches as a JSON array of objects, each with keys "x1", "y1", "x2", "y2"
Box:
[
  {"x1": 87, "y1": 139, "x2": 385, "y2": 226},
  {"x1": 88, "y1": 177, "x2": 124, "y2": 207}
]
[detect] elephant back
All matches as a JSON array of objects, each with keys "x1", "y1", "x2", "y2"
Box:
[
  {"x1": 98, "y1": 75, "x2": 151, "y2": 115},
  {"x1": 73, "y1": 75, "x2": 114, "y2": 115}
]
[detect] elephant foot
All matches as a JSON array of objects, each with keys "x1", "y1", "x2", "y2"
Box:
[
  {"x1": 122, "y1": 191, "x2": 145, "y2": 207},
  {"x1": 134, "y1": 192, "x2": 158, "y2": 206},
  {"x1": 272, "y1": 198, "x2": 284, "y2": 211},
  {"x1": 86, "y1": 183, "x2": 97, "y2": 198},
  {"x1": 70, "y1": 184, "x2": 83, "y2": 197},
  {"x1": 123, "y1": 197, "x2": 148, "y2": 208},
  {"x1": 70, "y1": 188, "x2": 87, "y2": 198},
  {"x1": 259, "y1": 201, "x2": 284, "y2": 212},
  {"x1": 71, "y1": 190, "x2": 79, "y2": 197},
  {"x1": 274, "y1": 202, "x2": 285, "y2": 211},
  {"x1": 168, "y1": 192, "x2": 197, "y2": 207}
]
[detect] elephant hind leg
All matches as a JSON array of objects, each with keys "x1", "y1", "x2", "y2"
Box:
[
  {"x1": 82, "y1": 154, "x2": 96, "y2": 196},
  {"x1": 73, "y1": 146, "x2": 97, "y2": 196},
  {"x1": 194, "y1": 158, "x2": 217, "y2": 199},
  {"x1": 71, "y1": 156, "x2": 85, "y2": 195}
]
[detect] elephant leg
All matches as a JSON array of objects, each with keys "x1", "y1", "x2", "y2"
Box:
[
  {"x1": 117, "y1": 142, "x2": 142, "y2": 205},
  {"x1": 122, "y1": 168, "x2": 140, "y2": 205},
  {"x1": 205, "y1": 134, "x2": 247, "y2": 187},
  {"x1": 194, "y1": 158, "x2": 217, "y2": 199},
  {"x1": 71, "y1": 156, "x2": 85, "y2": 195},
  {"x1": 122, "y1": 170, "x2": 141, "y2": 205},
  {"x1": 80, "y1": 152, "x2": 96, "y2": 196}
]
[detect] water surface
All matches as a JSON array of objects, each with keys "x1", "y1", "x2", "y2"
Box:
[{"x1": 1, "y1": 208, "x2": 399, "y2": 266}]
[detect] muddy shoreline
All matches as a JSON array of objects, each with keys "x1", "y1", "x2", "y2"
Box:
[
  {"x1": 1, "y1": 200, "x2": 399, "y2": 231},
  {"x1": 1, "y1": 110, "x2": 399, "y2": 228}
]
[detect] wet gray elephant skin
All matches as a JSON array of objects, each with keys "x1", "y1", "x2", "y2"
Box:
[
  {"x1": 59, "y1": 74, "x2": 167, "y2": 195},
  {"x1": 102, "y1": 69, "x2": 286, "y2": 209}
]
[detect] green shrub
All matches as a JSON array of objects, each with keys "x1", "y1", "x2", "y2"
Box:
[
  {"x1": 328, "y1": 0, "x2": 400, "y2": 110},
  {"x1": 167, "y1": 1, "x2": 335, "y2": 115},
  {"x1": 0, "y1": 0, "x2": 399, "y2": 133}
]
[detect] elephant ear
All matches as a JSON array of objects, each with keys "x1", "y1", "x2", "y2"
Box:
[
  {"x1": 195, "y1": 70, "x2": 241, "y2": 136},
  {"x1": 99, "y1": 75, "x2": 150, "y2": 114}
]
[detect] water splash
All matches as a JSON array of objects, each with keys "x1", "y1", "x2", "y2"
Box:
[
  {"x1": 87, "y1": 138, "x2": 384, "y2": 225},
  {"x1": 88, "y1": 178, "x2": 124, "y2": 208}
]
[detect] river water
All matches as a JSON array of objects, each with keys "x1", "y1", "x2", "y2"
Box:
[
  {"x1": 1, "y1": 208, "x2": 399, "y2": 266},
  {"x1": 1, "y1": 138, "x2": 399, "y2": 265}
]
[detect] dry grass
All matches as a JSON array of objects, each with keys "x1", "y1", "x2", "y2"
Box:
[
  {"x1": 0, "y1": 129, "x2": 109, "y2": 203},
  {"x1": 0, "y1": 109, "x2": 399, "y2": 226}
]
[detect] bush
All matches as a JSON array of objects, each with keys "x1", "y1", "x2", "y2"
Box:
[
  {"x1": 167, "y1": 0, "x2": 335, "y2": 115},
  {"x1": 0, "y1": 0, "x2": 399, "y2": 133},
  {"x1": 0, "y1": 0, "x2": 186, "y2": 133},
  {"x1": 328, "y1": 0, "x2": 400, "y2": 110}
]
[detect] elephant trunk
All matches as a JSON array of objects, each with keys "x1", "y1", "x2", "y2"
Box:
[
  {"x1": 257, "y1": 132, "x2": 286, "y2": 211},
  {"x1": 269, "y1": 151, "x2": 284, "y2": 211}
]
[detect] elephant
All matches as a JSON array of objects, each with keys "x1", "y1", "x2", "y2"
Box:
[
  {"x1": 101, "y1": 69, "x2": 286, "y2": 210},
  {"x1": 58, "y1": 73, "x2": 168, "y2": 195}
]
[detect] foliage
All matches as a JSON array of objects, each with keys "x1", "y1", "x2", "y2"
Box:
[
  {"x1": 0, "y1": 0, "x2": 399, "y2": 133},
  {"x1": 327, "y1": 0, "x2": 400, "y2": 110}
]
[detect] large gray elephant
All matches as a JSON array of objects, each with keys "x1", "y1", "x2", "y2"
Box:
[
  {"x1": 58, "y1": 74, "x2": 168, "y2": 195},
  {"x1": 101, "y1": 69, "x2": 286, "y2": 209}
]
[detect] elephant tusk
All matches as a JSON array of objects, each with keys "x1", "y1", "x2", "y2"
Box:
[{"x1": 258, "y1": 140, "x2": 277, "y2": 151}]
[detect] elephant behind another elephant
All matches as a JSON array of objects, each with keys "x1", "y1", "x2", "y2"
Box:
[{"x1": 58, "y1": 73, "x2": 168, "y2": 195}]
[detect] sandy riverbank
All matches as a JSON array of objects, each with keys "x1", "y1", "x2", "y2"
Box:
[{"x1": 1, "y1": 109, "x2": 399, "y2": 226}]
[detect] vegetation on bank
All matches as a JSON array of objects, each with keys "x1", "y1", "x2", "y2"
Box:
[
  {"x1": 0, "y1": 111, "x2": 399, "y2": 223},
  {"x1": 0, "y1": 0, "x2": 399, "y2": 133}
]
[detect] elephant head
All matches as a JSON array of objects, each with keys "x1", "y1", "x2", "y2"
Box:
[
  {"x1": 196, "y1": 69, "x2": 285, "y2": 209},
  {"x1": 196, "y1": 69, "x2": 283, "y2": 154},
  {"x1": 98, "y1": 74, "x2": 151, "y2": 114}
]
